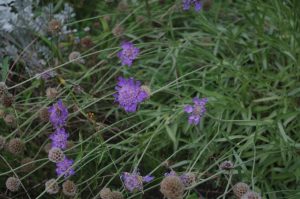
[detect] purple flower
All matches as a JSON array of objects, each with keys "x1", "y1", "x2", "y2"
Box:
[
  {"x1": 118, "y1": 41, "x2": 139, "y2": 66},
  {"x1": 114, "y1": 77, "x2": 149, "y2": 112},
  {"x1": 182, "y1": 0, "x2": 202, "y2": 12},
  {"x1": 48, "y1": 99, "x2": 68, "y2": 128},
  {"x1": 56, "y1": 158, "x2": 75, "y2": 178},
  {"x1": 121, "y1": 171, "x2": 154, "y2": 192},
  {"x1": 50, "y1": 128, "x2": 69, "y2": 149},
  {"x1": 184, "y1": 97, "x2": 208, "y2": 125},
  {"x1": 164, "y1": 170, "x2": 177, "y2": 177}
]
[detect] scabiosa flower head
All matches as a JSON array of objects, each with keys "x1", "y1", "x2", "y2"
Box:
[
  {"x1": 48, "y1": 99, "x2": 68, "y2": 128},
  {"x1": 184, "y1": 97, "x2": 208, "y2": 125},
  {"x1": 182, "y1": 0, "x2": 202, "y2": 12},
  {"x1": 118, "y1": 42, "x2": 139, "y2": 66},
  {"x1": 62, "y1": 180, "x2": 77, "y2": 197},
  {"x1": 114, "y1": 77, "x2": 149, "y2": 112},
  {"x1": 6, "y1": 177, "x2": 20, "y2": 192},
  {"x1": 56, "y1": 158, "x2": 75, "y2": 178},
  {"x1": 45, "y1": 179, "x2": 60, "y2": 194},
  {"x1": 241, "y1": 191, "x2": 262, "y2": 199},
  {"x1": 233, "y1": 182, "x2": 250, "y2": 198},
  {"x1": 50, "y1": 128, "x2": 69, "y2": 149},
  {"x1": 121, "y1": 171, "x2": 153, "y2": 192},
  {"x1": 179, "y1": 172, "x2": 196, "y2": 187}
]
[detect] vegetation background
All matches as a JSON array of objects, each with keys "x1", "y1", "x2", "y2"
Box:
[{"x1": 0, "y1": 0, "x2": 300, "y2": 198}]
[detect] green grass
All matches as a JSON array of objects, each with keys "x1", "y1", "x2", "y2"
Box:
[{"x1": 1, "y1": 0, "x2": 300, "y2": 198}]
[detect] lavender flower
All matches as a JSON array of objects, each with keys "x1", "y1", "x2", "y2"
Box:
[
  {"x1": 48, "y1": 99, "x2": 68, "y2": 128},
  {"x1": 114, "y1": 77, "x2": 149, "y2": 112},
  {"x1": 118, "y1": 41, "x2": 139, "y2": 66},
  {"x1": 121, "y1": 171, "x2": 154, "y2": 192},
  {"x1": 56, "y1": 158, "x2": 75, "y2": 178},
  {"x1": 182, "y1": 0, "x2": 202, "y2": 12},
  {"x1": 184, "y1": 97, "x2": 208, "y2": 125},
  {"x1": 50, "y1": 128, "x2": 69, "y2": 149}
]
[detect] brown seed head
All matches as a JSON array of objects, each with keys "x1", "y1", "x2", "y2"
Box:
[
  {"x1": 45, "y1": 179, "x2": 60, "y2": 194},
  {"x1": 6, "y1": 177, "x2": 20, "y2": 192},
  {"x1": 233, "y1": 182, "x2": 250, "y2": 198},
  {"x1": 99, "y1": 187, "x2": 113, "y2": 199},
  {"x1": 46, "y1": 87, "x2": 58, "y2": 99},
  {"x1": 7, "y1": 138, "x2": 24, "y2": 155},
  {"x1": 48, "y1": 147, "x2": 65, "y2": 163},
  {"x1": 62, "y1": 180, "x2": 77, "y2": 197},
  {"x1": 160, "y1": 176, "x2": 185, "y2": 199}
]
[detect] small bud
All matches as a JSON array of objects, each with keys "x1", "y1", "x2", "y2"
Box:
[
  {"x1": 20, "y1": 157, "x2": 35, "y2": 173},
  {"x1": 180, "y1": 172, "x2": 196, "y2": 187},
  {"x1": 99, "y1": 187, "x2": 112, "y2": 199},
  {"x1": 48, "y1": 147, "x2": 65, "y2": 163},
  {"x1": 1, "y1": 92, "x2": 14, "y2": 107},
  {"x1": 6, "y1": 177, "x2": 20, "y2": 192},
  {"x1": 112, "y1": 24, "x2": 124, "y2": 38},
  {"x1": 219, "y1": 160, "x2": 234, "y2": 170},
  {"x1": 45, "y1": 179, "x2": 60, "y2": 194},
  {"x1": 160, "y1": 176, "x2": 184, "y2": 199},
  {"x1": 233, "y1": 182, "x2": 250, "y2": 198},
  {"x1": 241, "y1": 191, "x2": 262, "y2": 199},
  {"x1": 48, "y1": 19, "x2": 61, "y2": 33},
  {"x1": 7, "y1": 138, "x2": 24, "y2": 155},
  {"x1": 46, "y1": 87, "x2": 58, "y2": 99},
  {"x1": 62, "y1": 180, "x2": 77, "y2": 197},
  {"x1": 39, "y1": 107, "x2": 50, "y2": 122}
]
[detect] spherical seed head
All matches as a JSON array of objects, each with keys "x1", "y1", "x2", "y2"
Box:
[
  {"x1": 46, "y1": 87, "x2": 58, "y2": 99},
  {"x1": 180, "y1": 172, "x2": 196, "y2": 187},
  {"x1": 241, "y1": 191, "x2": 262, "y2": 199},
  {"x1": 8, "y1": 138, "x2": 24, "y2": 155},
  {"x1": 39, "y1": 107, "x2": 50, "y2": 122},
  {"x1": 62, "y1": 180, "x2": 77, "y2": 197},
  {"x1": 6, "y1": 177, "x2": 20, "y2": 192},
  {"x1": 111, "y1": 191, "x2": 124, "y2": 199},
  {"x1": 112, "y1": 24, "x2": 124, "y2": 38},
  {"x1": 99, "y1": 187, "x2": 113, "y2": 199},
  {"x1": 4, "y1": 114, "x2": 16, "y2": 127},
  {"x1": 48, "y1": 19, "x2": 61, "y2": 33},
  {"x1": 233, "y1": 182, "x2": 250, "y2": 198},
  {"x1": 68, "y1": 51, "x2": 85, "y2": 64},
  {"x1": 1, "y1": 92, "x2": 14, "y2": 107},
  {"x1": 20, "y1": 157, "x2": 35, "y2": 172},
  {"x1": 219, "y1": 160, "x2": 234, "y2": 170},
  {"x1": 80, "y1": 36, "x2": 93, "y2": 48},
  {"x1": 48, "y1": 147, "x2": 65, "y2": 163},
  {"x1": 0, "y1": 135, "x2": 6, "y2": 150},
  {"x1": 0, "y1": 82, "x2": 7, "y2": 96},
  {"x1": 45, "y1": 179, "x2": 60, "y2": 194},
  {"x1": 160, "y1": 176, "x2": 185, "y2": 199}
]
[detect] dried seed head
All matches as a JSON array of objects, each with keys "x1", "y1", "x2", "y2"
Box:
[
  {"x1": 160, "y1": 176, "x2": 185, "y2": 199},
  {"x1": 111, "y1": 191, "x2": 123, "y2": 199},
  {"x1": 4, "y1": 114, "x2": 16, "y2": 127},
  {"x1": 7, "y1": 138, "x2": 24, "y2": 155},
  {"x1": 1, "y1": 92, "x2": 14, "y2": 107},
  {"x1": 112, "y1": 24, "x2": 124, "y2": 38},
  {"x1": 45, "y1": 179, "x2": 60, "y2": 194},
  {"x1": 48, "y1": 19, "x2": 61, "y2": 33},
  {"x1": 68, "y1": 51, "x2": 85, "y2": 64},
  {"x1": 20, "y1": 157, "x2": 35, "y2": 172},
  {"x1": 80, "y1": 36, "x2": 93, "y2": 48},
  {"x1": 6, "y1": 177, "x2": 20, "y2": 192},
  {"x1": 180, "y1": 172, "x2": 196, "y2": 187},
  {"x1": 0, "y1": 135, "x2": 6, "y2": 150},
  {"x1": 48, "y1": 147, "x2": 65, "y2": 163},
  {"x1": 62, "y1": 180, "x2": 77, "y2": 197},
  {"x1": 233, "y1": 182, "x2": 250, "y2": 198},
  {"x1": 219, "y1": 160, "x2": 234, "y2": 170},
  {"x1": 99, "y1": 187, "x2": 113, "y2": 199},
  {"x1": 46, "y1": 87, "x2": 58, "y2": 99},
  {"x1": 241, "y1": 191, "x2": 262, "y2": 199},
  {"x1": 117, "y1": 1, "x2": 129, "y2": 12},
  {"x1": 39, "y1": 107, "x2": 50, "y2": 122},
  {"x1": 0, "y1": 82, "x2": 7, "y2": 96}
]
